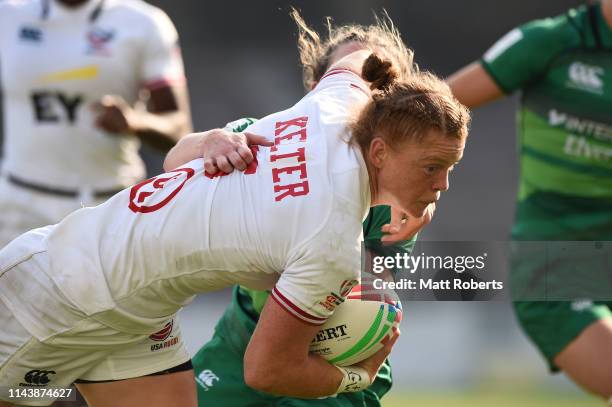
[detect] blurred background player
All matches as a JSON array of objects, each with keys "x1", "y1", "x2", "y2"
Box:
[
  {"x1": 448, "y1": 0, "x2": 612, "y2": 401},
  {"x1": 0, "y1": 0, "x2": 191, "y2": 405},
  {"x1": 162, "y1": 10, "x2": 430, "y2": 406},
  {"x1": 0, "y1": 0, "x2": 192, "y2": 247}
]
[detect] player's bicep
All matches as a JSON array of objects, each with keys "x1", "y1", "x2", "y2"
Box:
[
  {"x1": 447, "y1": 62, "x2": 504, "y2": 108},
  {"x1": 245, "y1": 295, "x2": 321, "y2": 373},
  {"x1": 244, "y1": 289, "x2": 346, "y2": 397}
]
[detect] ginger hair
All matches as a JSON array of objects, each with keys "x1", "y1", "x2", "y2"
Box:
[
  {"x1": 289, "y1": 9, "x2": 469, "y2": 156},
  {"x1": 290, "y1": 8, "x2": 415, "y2": 90},
  {"x1": 351, "y1": 54, "x2": 470, "y2": 152}
]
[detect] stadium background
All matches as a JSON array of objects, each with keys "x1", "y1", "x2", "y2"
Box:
[{"x1": 0, "y1": 0, "x2": 603, "y2": 405}]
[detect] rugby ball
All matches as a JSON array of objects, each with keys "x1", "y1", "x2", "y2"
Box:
[{"x1": 309, "y1": 287, "x2": 402, "y2": 366}]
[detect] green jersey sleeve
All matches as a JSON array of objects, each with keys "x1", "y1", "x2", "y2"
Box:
[
  {"x1": 224, "y1": 117, "x2": 258, "y2": 133},
  {"x1": 480, "y1": 13, "x2": 580, "y2": 93},
  {"x1": 363, "y1": 206, "x2": 416, "y2": 254}
]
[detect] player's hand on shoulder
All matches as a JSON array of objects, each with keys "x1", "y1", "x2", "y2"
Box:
[
  {"x1": 381, "y1": 204, "x2": 435, "y2": 242},
  {"x1": 163, "y1": 129, "x2": 273, "y2": 173},
  {"x1": 200, "y1": 129, "x2": 273, "y2": 175},
  {"x1": 93, "y1": 95, "x2": 137, "y2": 135}
]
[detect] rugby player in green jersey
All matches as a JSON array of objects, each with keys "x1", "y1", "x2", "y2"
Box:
[
  {"x1": 164, "y1": 11, "x2": 432, "y2": 406},
  {"x1": 189, "y1": 119, "x2": 422, "y2": 407},
  {"x1": 448, "y1": 1, "x2": 612, "y2": 401}
]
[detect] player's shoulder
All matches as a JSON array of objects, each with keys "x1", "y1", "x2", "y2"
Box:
[
  {"x1": 303, "y1": 69, "x2": 369, "y2": 130},
  {"x1": 104, "y1": 0, "x2": 174, "y2": 29},
  {"x1": 0, "y1": 0, "x2": 42, "y2": 32},
  {"x1": 0, "y1": 0, "x2": 40, "y2": 17},
  {"x1": 518, "y1": 5, "x2": 586, "y2": 51},
  {"x1": 312, "y1": 68, "x2": 370, "y2": 97},
  {"x1": 0, "y1": 0, "x2": 34, "y2": 9}
]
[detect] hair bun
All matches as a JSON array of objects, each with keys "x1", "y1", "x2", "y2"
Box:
[{"x1": 362, "y1": 53, "x2": 398, "y2": 91}]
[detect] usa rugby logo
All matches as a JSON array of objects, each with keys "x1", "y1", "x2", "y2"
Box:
[
  {"x1": 129, "y1": 168, "x2": 194, "y2": 213},
  {"x1": 339, "y1": 279, "x2": 359, "y2": 297},
  {"x1": 86, "y1": 28, "x2": 115, "y2": 56},
  {"x1": 149, "y1": 320, "x2": 174, "y2": 341}
]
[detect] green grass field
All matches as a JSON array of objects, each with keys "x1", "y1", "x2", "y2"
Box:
[{"x1": 382, "y1": 389, "x2": 603, "y2": 407}]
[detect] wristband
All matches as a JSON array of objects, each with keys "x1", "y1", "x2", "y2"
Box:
[{"x1": 334, "y1": 366, "x2": 371, "y2": 393}]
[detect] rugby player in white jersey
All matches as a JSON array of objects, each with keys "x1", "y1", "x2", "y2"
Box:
[
  {"x1": 0, "y1": 0, "x2": 191, "y2": 247},
  {"x1": 164, "y1": 10, "x2": 432, "y2": 407},
  {"x1": 0, "y1": 47, "x2": 469, "y2": 406}
]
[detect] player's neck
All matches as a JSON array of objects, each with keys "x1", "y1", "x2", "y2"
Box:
[
  {"x1": 602, "y1": 0, "x2": 612, "y2": 30},
  {"x1": 362, "y1": 156, "x2": 380, "y2": 206},
  {"x1": 56, "y1": 0, "x2": 90, "y2": 8}
]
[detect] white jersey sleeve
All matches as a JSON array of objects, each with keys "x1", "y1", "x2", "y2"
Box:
[
  {"x1": 0, "y1": 0, "x2": 28, "y2": 56},
  {"x1": 270, "y1": 68, "x2": 370, "y2": 325},
  {"x1": 140, "y1": 7, "x2": 185, "y2": 89},
  {"x1": 270, "y1": 163, "x2": 367, "y2": 325},
  {"x1": 271, "y1": 209, "x2": 363, "y2": 326}
]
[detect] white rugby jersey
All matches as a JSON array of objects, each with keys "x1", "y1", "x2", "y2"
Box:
[
  {"x1": 0, "y1": 0, "x2": 185, "y2": 189},
  {"x1": 0, "y1": 70, "x2": 372, "y2": 338}
]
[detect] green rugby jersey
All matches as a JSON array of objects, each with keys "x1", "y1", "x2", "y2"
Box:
[
  {"x1": 224, "y1": 117, "x2": 416, "y2": 315},
  {"x1": 481, "y1": 3, "x2": 612, "y2": 240}
]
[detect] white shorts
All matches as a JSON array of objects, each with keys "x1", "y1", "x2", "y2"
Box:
[
  {"x1": 0, "y1": 253, "x2": 191, "y2": 407},
  {"x1": 0, "y1": 176, "x2": 108, "y2": 248}
]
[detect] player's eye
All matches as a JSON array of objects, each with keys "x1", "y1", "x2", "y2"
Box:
[{"x1": 424, "y1": 165, "x2": 438, "y2": 175}]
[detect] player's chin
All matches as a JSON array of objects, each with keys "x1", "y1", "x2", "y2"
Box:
[{"x1": 406, "y1": 202, "x2": 429, "y2": 218}]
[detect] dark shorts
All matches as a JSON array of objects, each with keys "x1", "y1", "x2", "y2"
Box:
[
  {"x1": 74, "y1": 360, "x2": 194, "y2": 383},
  {"x1": 514, "y1": 300, "x2": 612, "y2": 371}
]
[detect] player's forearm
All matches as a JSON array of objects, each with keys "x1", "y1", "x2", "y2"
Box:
[
  {"x1": 244, "y1": 352, "x2": 344, "y2": 398},
  {"x1": 163, "y1": 132, "x2": 203, "y2": 171},
  {"x1": 130, "y1": 109, "x2": 192, "y2": 151},
  {"x1": 245, "y1": 289, "x2": 378, "y2": 398}
]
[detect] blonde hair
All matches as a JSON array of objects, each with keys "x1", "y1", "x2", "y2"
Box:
[
  {"x1": 351, "y1": 54, "x2": 470, "y2": 152},
  {"x1": 290, "y1": 8, "x2": 415, "y2": 90}
]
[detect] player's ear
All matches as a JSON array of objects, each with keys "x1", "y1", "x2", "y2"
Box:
[{"x1": 368, "y1": 137, "x2": 387, "y2": 169}]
